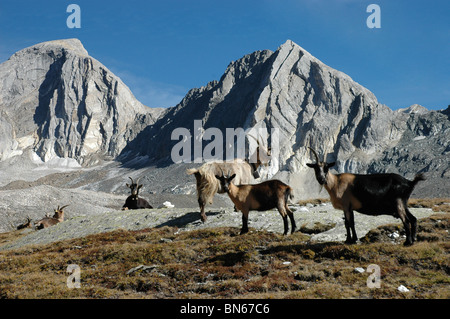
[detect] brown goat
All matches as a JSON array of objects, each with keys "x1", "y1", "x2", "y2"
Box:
[
  {"x1": 215, "y1": 173, "x2": 296, "y2": 235},
  {"x1": 35, "y1": 205, "x2": 68, "y2": 230}
]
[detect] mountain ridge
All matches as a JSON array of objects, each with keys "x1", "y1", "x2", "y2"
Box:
[
  {"x1": 0, "y1": 38, "x2": 448, "y2": 199},
  {"x1": 0, "y1": 38, "x2": 166, "y2": 165}
]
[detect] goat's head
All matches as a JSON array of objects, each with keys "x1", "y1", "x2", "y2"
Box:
[
  {"x1": 215, "y1": 173, "x2": 236, "y2": 193},
  {"x1": 247, "y1": 134, "x2": 272, "y2": 178},
  {"x1": 306, "y1": 147, "x2": 335, "y2": 185},
  {"x1": 126, "y1": 177, "x2": 142, "y2": 196},
  {"x1": 54, "y1": 205, "x2": 68, "y2": 220}
]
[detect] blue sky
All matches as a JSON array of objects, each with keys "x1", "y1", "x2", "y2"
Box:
[{"x1": 0, "y1": 0, "x2": 448, "y2": 110}]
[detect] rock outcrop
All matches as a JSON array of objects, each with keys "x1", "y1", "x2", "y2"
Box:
[{"x1": 0, "y1": 39, "x2": 166, "y2": 166}]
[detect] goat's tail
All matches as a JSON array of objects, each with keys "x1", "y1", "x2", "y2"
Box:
[
  {"x1": 406, "y1": 173, "x2": 426, "y2": 197},
  {"x1": 285, "y1": 186, "x2": 294, "y2": 204},
  {"x1": 186, "y1": 168, "x2": 198, "y2": 175},
  {"x1": 412, "y1": 173, "x2": 426, "y2": 186}
]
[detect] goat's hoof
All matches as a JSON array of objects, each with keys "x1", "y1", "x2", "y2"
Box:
[{"x1": 403, "y1": 241, "x2": 413, "y2": 247}]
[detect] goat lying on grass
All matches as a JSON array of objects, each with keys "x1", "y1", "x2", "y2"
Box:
[
  {"x1": 215, "y1": 173, "x2": 296, "y2": 235},
  {"x1": 34, "y1": 205, "x2": 68, "y2": 230},
  {"x1": 16, "y1": 216, "x2": 32, "y2": 230},
  {"x1": 307, "y1": 147, "x2": 425, "y2": 246},
  {"x1": 122, "y1": 177, "x2": 153, "y2": 210}
]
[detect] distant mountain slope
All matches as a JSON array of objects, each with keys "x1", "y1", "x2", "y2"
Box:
[{"x1": 0, "y1": 39, "x2": 166, "y2": 166}]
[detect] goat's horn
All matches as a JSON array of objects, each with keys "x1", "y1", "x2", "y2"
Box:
[
  {"x1": 308, "y1": 147, "x2": 320, "y2": 163},
  {"x1": 60, "y1": 205, "x2": 69, "y2": 210},
  {"x1": 248, "y1": 133, "x2": 271, "y2": 156},
  {"x1": 247, "y1": 134, "x2": 260, "y2": 144},
  {"x1": 248, "y1": 134, "x2": 268, "y2": 149},
  {"x1": 128, "y1": 176, "x2": 134, "y2": 184},
  {"x1": 135, "y1": 177, "x2": 141, "y2": 185}
]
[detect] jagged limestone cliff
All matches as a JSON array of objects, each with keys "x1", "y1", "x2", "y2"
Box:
[{"x1": 0, "y1": 39, "x2": 166, "y2": 165}]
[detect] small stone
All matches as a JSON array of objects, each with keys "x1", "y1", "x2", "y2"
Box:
[
  {"x1": 388, "y1": 231, "x2": 400, "y2": 239},
  {"x1": 397, "y1": 285, "x2": 410, "y2": 292},
  {"x1": 354, "y1": 267, "x2": 365, "y2": 273},
  {"x1": 158, "y1": 201, "x2": 175, "y2": 209}
]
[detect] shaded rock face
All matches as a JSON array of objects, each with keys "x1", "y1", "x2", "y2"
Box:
[
  {"x1": 122, "y1": 49, "x2": 275, "y2": 164},
  {"x1": 0, "y1": 39, "x2": 165, "y2": 165}
]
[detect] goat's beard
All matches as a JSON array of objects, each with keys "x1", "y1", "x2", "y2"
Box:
[{"x1": 318, "y1": 184, "x2": 324, "y2": 194}]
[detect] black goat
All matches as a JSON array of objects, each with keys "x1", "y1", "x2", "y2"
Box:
[
  {"x1": 306, "y1": 147, "x2": 425, "y2": 246},
  {"x1": 122, "y1": 177, "x2": 153, "y2": 210}
]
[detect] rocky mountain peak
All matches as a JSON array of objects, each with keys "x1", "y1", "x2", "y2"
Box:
[
  {"x1": 397, "y1": 104, "x2": 429, "y2": 115},
  {"x1": 0, "y1": 38, "x2": 164, "y2": 166}
]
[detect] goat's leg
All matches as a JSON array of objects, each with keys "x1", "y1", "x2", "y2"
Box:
[
  {"x1": 281, "y1": 215, "x2": 289, "y2": 235},
  {"x1": 198, "y1": 197, "x2": 207, "y2": 222},
  {"x1": 397, "y1": 199, "x2": 413, "y2": 246},
  {"x1": 405, "y1": 207, "x2": 417, "y2": 243},
  {"x1": 343, "y1": 209, "x2": 357, "y2": 244},
  {"x1": 286, "y1": 204, "x2": 296, "y2": 234},
  {"x1": 277, "y1": 202, "x2": 289, "y2": 235},
  {"x1": 240, "y1": 210, "x2": 249, "y2": 235}
]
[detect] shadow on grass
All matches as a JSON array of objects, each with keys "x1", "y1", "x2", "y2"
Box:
[{"x1": 155, "y1": 211, "x2": 223, "y2": 228}]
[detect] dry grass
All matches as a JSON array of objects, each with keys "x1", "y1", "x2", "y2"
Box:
[
  {"x1": 0, "y1": 212, "x2": 449, "y2": 299},
  {"x1": 408, "y1": 198, "x2": 450, "y2": 213},
  {"x1": 298, "y1": 197, "x2": 450, "y2": 213}
]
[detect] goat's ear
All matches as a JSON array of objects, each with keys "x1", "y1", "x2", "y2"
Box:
[
  {"x1": 306, "y1": 163, "x2": 315, "y2": 168},
  {"x1": 215, "y1": 175, "x2": 221, "y2": 180},
  {"x1": 126, "y1": 183, "x2": 130, "y2": 188},
  {"x1": 229, "y1": 174, "x2": 236, "y2": 181},
  {"x1": 326, "y1": 162, "x2": 336, "y2": 169},
  {"x1": 138, "y1": 184, "x2": 143, "y2": 189}
]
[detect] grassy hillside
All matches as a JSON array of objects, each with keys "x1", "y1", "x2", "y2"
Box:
[{"x1": 0, "y1": 212, "x2": 448, "y2": 299}]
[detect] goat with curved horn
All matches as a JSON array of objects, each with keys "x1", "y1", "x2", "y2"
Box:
[
  {"x1": 17, "y1": 216, "x2": 32, "y2": 230},
  {"x1": 187, "y1": 158, "x2": 267, "y2": 222},
  {"x1": 308, "y1": 147, "x2": 320, "y2": 163},
  {"x1": 34, "y1": 205, "x2": 68, "y2": 230},
  {"x1": 306, "y1": 147, "x2": 425, "y2": 246},
  {"x1": 215, "y1": 173, "x2": 296, "y2": 235},
  {"x1": 122, "y1": 177, "x2": 153, "y2": 210}
]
